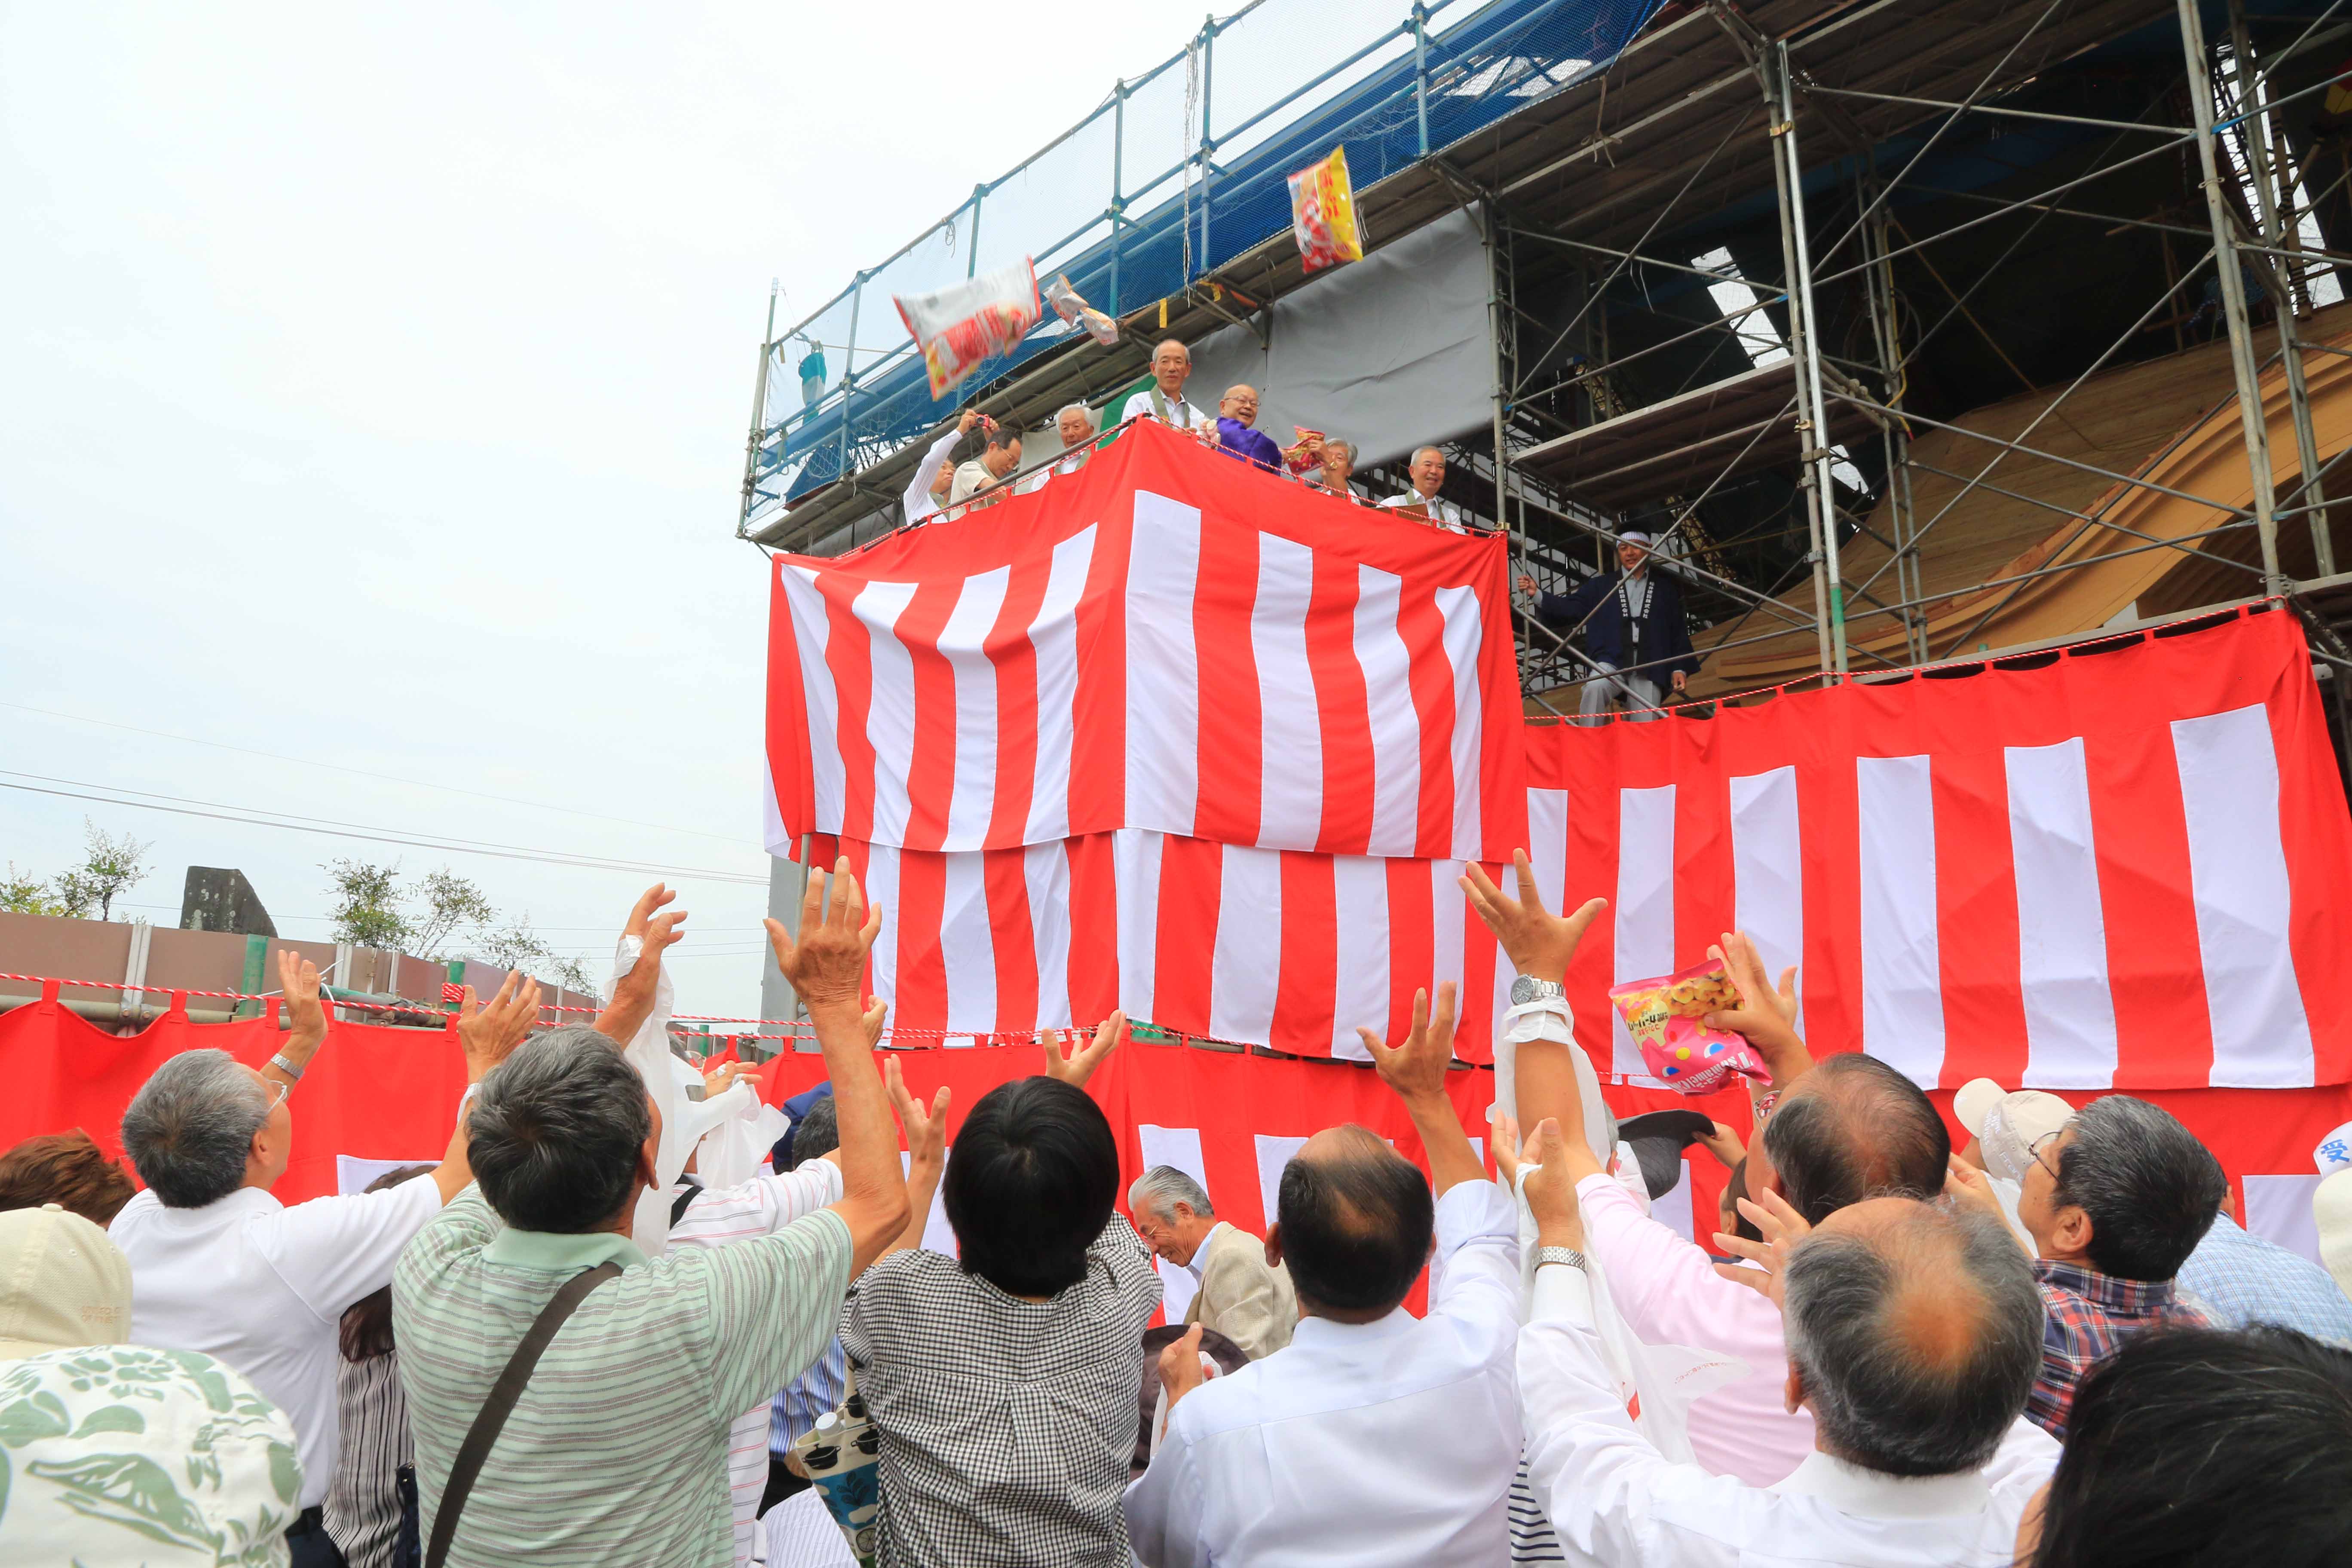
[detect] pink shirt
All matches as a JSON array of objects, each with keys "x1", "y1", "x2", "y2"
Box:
[{"x1": 1574, "y1": 1174, "x2": 1814, "y2": 1485}]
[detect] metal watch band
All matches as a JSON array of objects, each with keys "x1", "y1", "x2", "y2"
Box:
[
  {"x1": 1536, "y1": 1245, "x2": 1587, "y2": 1271},
  {"x1": 1510, "y1": 974, "x2": 1568, "y2": 1008},
  {"x1": 268, "y1": 1052, "x2": 305, "y2": 1082}
]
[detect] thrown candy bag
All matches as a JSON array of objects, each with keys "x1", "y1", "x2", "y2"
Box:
[
  {"x1": 1287, "y1": 146, "x2": 1366, "y2": 273},
  {"x1": 1044, "y1": 274, "x2": 1119, "y2": 347},
  {"x1": 1608, "y1": 959, "x2": 1769, "y2": 1096},
  {"x1": 895, "y1": 258, "x2": 1042, "y2": 398}
]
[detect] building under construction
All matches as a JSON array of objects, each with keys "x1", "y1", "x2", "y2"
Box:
[{"x1": 738, "y1": 0, "x2": 2352, "y2": 757}]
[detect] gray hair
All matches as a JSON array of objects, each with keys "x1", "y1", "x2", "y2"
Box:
[
  {"x1": 1055, "y1": 403, "x2": 1096, "y2": 434},
  {"x1": 1128, "y1": 1165, "x2": 1214, "y2": 1222},
  {"x1": 1784, "y1": 1201, "x2": 2043, "y2": 1476},
  {"x1": 1324, "y1": 438, "x2": 1356, "y2": 465},
  {"x1": 468, "y1": 1026, "x2": 651, "y2": 1234},
  {"x1": 788, "y1": 1094, "x2": 839, "y2": 1169},
  {"x1": 2054, "y1": 1095, "x2": 2225, "y2": 1281},
  {"x1": 120, "y1": 1049, "x2": 273, "y2": 1209},
  {"x1": 1411, "y1": 445, "x2": 1444, "y2": 465}
]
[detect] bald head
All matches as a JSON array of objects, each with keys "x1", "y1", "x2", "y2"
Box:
[
  {"x1": 1277, "y1": 1125, "x2": 1431, "y2": 1319},
  {"x1": 1785, "y1": 1197, "x2": 2042, "y2": 1476},
  {"x1": 1220, "y1": 384, "x2": 1260, "y2": 427}
]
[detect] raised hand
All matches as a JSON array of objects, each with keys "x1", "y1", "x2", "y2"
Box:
[
  {"x1": 884, "y1": 1056, "x2": 950, "y2": 1171},
  {"x1": 766, "y1": 858, "x2": 880, "y2": 1013},
  {"x1": 1158, "y1": 1323, "x2": 1207, "y2": 1413},
  {"x1": 861, "y1": 996, "x2": 889, "y2": 1051},
  {"x1": 594, "y1": 883, "x2": 687, "y2": 1044},
  {"x1": 1041, "y1": 1011, "x2": 1128, "y2": 1090},
  {"x1": 1359, "y1": 984, "x2": 1459, "y2": 1108},
  {"x1": 276, "y1": 949, "x2": 328, "y2": 1044},
  {"x1": 1696, "y1": 1119, "x2": 1746, "y2": 1171},
  {"x1": 703, "y1": 1061, "x2": 747, "y2": 1098},
  {"x1": 458, "y1": 970, "x2": 543, "y2": 1084},
  {"x1": 1702, "y1": 930, "x2": 1808, "y2": 1084},
  {"x1": 1713, "y1": 1184, "x2": 1812, "y2": 1305},
  {"x1": 1945, "y1": 1155, "x2": 2034, "y2": 1256},
  {"x1": 1491, "y1": 1112, "x2": 1523, "y2": 1189},
  {"x1": 1521, "y1": 1118, "x2": 1584, "y2": 1249},
  {"x1": 1460, "y1": 852, "x2": 1607, "y2": 984}
]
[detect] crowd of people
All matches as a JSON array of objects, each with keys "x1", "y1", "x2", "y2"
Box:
[{"x1": 5, "y1": 854, "x2": 2352, "y2": 1567}]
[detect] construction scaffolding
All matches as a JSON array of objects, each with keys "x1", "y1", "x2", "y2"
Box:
[{"x1": 739, "y1": 0, "x2": 2352, "y2": 769}]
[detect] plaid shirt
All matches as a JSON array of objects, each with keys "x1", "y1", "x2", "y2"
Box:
[{"x1": 2027, "y1": 1260, "x2": 2208, "y2": 1436}]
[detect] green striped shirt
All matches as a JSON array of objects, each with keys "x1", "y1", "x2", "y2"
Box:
[{"x1": 392, "y1": 1186, "x2": 851, "y2": 1567}]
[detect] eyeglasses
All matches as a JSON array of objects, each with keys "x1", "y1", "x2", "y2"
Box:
[
  {"x1": 266, "y1": 1078, "x2": 291, "y2": 1113},
  {"x1": 2027, "y1": 1122, "x2": 2073, "y2": 1183}
]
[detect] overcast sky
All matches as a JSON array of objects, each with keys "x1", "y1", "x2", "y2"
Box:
[{"x1": 0, "y1": 2, "x2": 1202, "y2": 1017}]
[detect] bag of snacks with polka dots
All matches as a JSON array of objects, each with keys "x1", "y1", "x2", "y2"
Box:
[{"x1": 1608, "y1": 959, "x2": 1770, "y2": 1095}]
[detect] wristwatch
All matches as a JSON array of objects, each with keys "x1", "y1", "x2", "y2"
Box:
[
  {"x1": 268, "y1": 1052, "x2": 305, "y2": 1082},
  {"x1": 1536, "y1": 1245, "x2": 1588, "y2": 1271},
  {"x1": 1510, "y1": 975, "x2": 1568, "y2": 1008}
]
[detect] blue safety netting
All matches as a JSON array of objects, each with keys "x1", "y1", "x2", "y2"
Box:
[{"x1": 747, "y1": 0, "x2": 1666, "y2": 528}]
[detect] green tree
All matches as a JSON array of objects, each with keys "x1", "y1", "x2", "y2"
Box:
[
  {"x1": 68, "y1": 821, "x2": 154, "y2": 921},
  {"x1": 473, "y1": 919, "x2": 599, "y2": 996},
  {"x1": 409, "y1": 869, "x2": 496, "y2": 959},
  {"x1": 0, "y1": 863, "x2": 66, "y2": 916},
  {"x1": 323, "y1": 860, "x2": 412, "y2": 949}
]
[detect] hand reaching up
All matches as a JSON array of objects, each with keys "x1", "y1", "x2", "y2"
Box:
[
  {"x1": 885, "y1": 1056, "x2": 950, "y2": 1173},
  {"x1": 1360, "y1": 984, "x2": 1458, "y2": 1108},
  {"x1": 458, "y1": 970, "x2": 542, "y2": 1084},
  {"x1": 276, "y1": 949, "x2": 329, "y2": 1045},
  {"x1": 1521, "y1": 1119, "x2": 1585, "y2": 1250},
  {"x1": 1702, "y1": 930, "x2": 1809, "y2": 1085},
  {"x1": 766, "y1": 858, "x2": 879, "y2": 1014},
  {"x1": 595, "y1": 884, "x2": 687, "y2": 1044},
  {"x1": 1459, "y1": 852, "x2": 1606, "y2": 984},
  {"x1": 1158, "y1": 1323, "x2": 1207, "y2": 1413},
  {"x1": 1491, "y1": 1113, "x2": 1523, "y2": 1189},
  {"x1": 1041, "y1": 1012, "x2": 1127, "y2": 1090},
  {"x1": 1713, "y1": 1185, "x2": 1812, "y2": 1306}
]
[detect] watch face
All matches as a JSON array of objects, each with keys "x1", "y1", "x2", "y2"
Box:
[{"x1": 1510, "y1": 975, "x2": 1537, "y2": 1006}]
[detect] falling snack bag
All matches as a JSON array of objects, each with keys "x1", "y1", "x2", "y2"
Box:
[
  {"x1": 1608, "y1": 959, "x2": 1770, "y2": 1096},
  {"x1": 1045, "y1": 274, "x2": 1120, "y2": 347},
  {"x1": 895, "y1": 257, "x2": 1042, "y2": 398},
  {"x1": 1287, "y1": 146, "x2": 1366, "y2": 273}
]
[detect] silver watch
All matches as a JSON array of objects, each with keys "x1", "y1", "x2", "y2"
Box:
[
  {"x1": 1537, "y1": 1245, "x2": 1587, "y2": 1271},
  {"x1": 1510, "y1": 975, "x2": 1567, "y2": 1007},
  {"x1": 268, "y1": 1052, "x2": 305, "y2": 1082}
]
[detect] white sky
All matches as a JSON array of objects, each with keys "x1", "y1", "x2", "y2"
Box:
[{"x1": 0, "y1": 2, "x2": 1202, "y2": 1016}]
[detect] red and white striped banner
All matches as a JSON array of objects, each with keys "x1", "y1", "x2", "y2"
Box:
[
  {"x1": 763, "y1": 419, "x2": 1528, "y2": 863},
  {"x1": 811, "y1": 607, "x2": 2352, "y2": 1091}
]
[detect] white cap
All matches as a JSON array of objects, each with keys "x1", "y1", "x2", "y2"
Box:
[
  {"x1": 2315, "y1": 1169, "x2": 2352, "y2": 1302},
  {"x1": 2315, "y1": 1121, "x2": 2352, "y2": 1178},
  {"x1": 0, "y1": 1204, "x2": 132, "y2": 1361},
  {"x1": 1954, "y1": 1079, "x2": 2076, "y2": 1185},
  {"x1": 1618, "y1": 531, "x2": 1653, "y2": 547}
]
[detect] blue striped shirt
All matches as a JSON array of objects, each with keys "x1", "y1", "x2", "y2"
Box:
[
  {"x1": 768, "y1": 1337, "x2": 851, "y2": 1456},
  {"x1": 2177, "y1": 1213, "x2": 2352, "y2": 1346}
]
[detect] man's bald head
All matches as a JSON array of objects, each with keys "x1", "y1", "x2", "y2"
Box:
[
  {"x1": 1785, "y1": 1197, "x2": 2042, "y2": 1476},
  {"x1": 1276, "y1": 1124, "x2": 1432, "y2": 1319},
  {"x1": 1756, "y1": 1052, "x2": 1951, "y2": 1226},
  {"x1": 1219, "y1": 384, "x2": 1260, "y2": 427}
]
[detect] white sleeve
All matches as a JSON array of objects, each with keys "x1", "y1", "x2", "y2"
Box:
[
  {"x1": 1122, "y1": 1434, "x2": 1207, "y2": 1568},
  {"x1": 1429, "y1": 1180, "x2": 1524, "y2": 1352},
  {"x1": 669, "y1": 1158, "x2": 845, "y2": 1247},
  {"x1": 261, "y1": 1173, "x2": 442, "y2": 1320},
  {"x1": 901, "y1": 427, "x2": 959, "y2": 521},
  {"x1": 1519, "y1": 1279, "x2": 1747, "y2": 1568}
]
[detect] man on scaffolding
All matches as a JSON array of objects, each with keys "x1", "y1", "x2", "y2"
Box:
[{"x1": 1517, "y1": 531, "x2": 1699, "y2": 723}]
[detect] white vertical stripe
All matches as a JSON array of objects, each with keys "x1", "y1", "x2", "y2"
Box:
[
  {"x1": 1730, "y1": 766, "x2": 1806, "y2": 1041},
  {"x1": 1125, "y1": 492, "x2": 1203, "y2": 837},
  {"x1": 2174, "y1": 703, "x2": 2316, "y2": 1087},
  {"x1": 760, "y1": 763, "x2": 791, "y2": 861},
  {"x1": 1253, "y1": 534, "x2": 1324, "y2": 849},
  {"x1": 940, "y1": 567, "x2": 1010, "y2": 851},
  {"x1": 1433, "y1": 585, "x2": 1486, "y2": 861},
  {"x1": 862, "y1": 843, "x2": 901, "y2": 1016},
  {"x1": 1025, "y1": 525, "x2": 1097, "y2": 843},
  {"x1": 1331, "y1": 855, "x2": 1390, "y2": 1060},
  {"x1": 1138, "y1": 1125, "x2": 1209, "y2": 1321},
  {"x1": 1254, "y1": 1134, "x2": 1309, "y2": 1234},
  {"x1": 1858, "y1": 754, "x2": 1945, "y2": 1087},
  {"x1": 779, "y1": 567, "x2": 847, "y2": 834},
  {"x1": 936, "y1": 850, "x2": 996, "y2": 1045},
  {"x1": 1210, "y1": 843, "x2": 1282, "y2": 1044},
  {"x1": 1612, "y1": 786, "x2": 1677, "y2": 1077},
  {"x1": 853, "y1": 580, "x2": 921, "y2": 846},
  {"x1": 1024, "y1": 840, "x2": 1074, "y2": 1030},
  {"x1": 1354, "y1": 565, "x2": 1420, "y2": 856},
  {"x1": 900, "y1": 1149, "x2": 959, "y2": 1255},
  {"x1": 2006, "y1": 737, "x2": 2120, "y2": 1089},
  {"x1": 1431, "y1": 858, "x2": 1468, "y2": 1006},
  {"x1": 1113, "y1": 830, "x2": 1164, "y2": 1024}
]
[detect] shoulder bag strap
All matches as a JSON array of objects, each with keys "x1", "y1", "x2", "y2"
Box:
[
  {"x1": 669, "y1": 1183, "x2": 701, "y2": 1226},
  {"x1": 425, "y1": 1262, "x2": 622, "y2": 1568}
]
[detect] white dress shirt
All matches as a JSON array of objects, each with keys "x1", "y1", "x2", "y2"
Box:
[
  {"x1": 900, "y1": 426, "x2": 963, "y2": 523},
  {"x1": 112, "y1": 1176, "x2": 444, "y2": 1509},
  {"x1": 1119, "y1": 387, "x2": 1210, "y2": 430},
  {"x1": 668, "y1": 1158, "x2": 845, "y2": 1568},
  {"x1": 1124, "y1": 1179, "x2": 1523, "y2": 1568},
  {"x1": 1519, "y1": 1262, "x2": 2058, "y2": 1568},
  {"x1": 1183, "y1": 1219, "x2": 1232, "y2": 1279},
  {"x1": 1376, "y1": 490, "x2": 1470, "y2": 530}
]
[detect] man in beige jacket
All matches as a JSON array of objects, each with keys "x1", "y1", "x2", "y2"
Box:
[{"x1": 1129, "y1": 1166, "x2": 1298, "y2": 1358}]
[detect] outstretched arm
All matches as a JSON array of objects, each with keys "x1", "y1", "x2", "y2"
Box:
[
  {"x1": 1360, "y1": 983, "x2": 1483, "y2": 1195},
  {"x1": 264, "y1": 950, "x2": 331, "y2": 1096},
  {"x1": 433, "y1": 971, "x2": 543, "y2": 1203},
  {"x1": 594, "y1": 884, "x2": 687, "y2": 1045},
  {"x1": 878, "y1": 1053, "x2": 950, "y2": 1261},
  {"x1": 1460, "y1": 852, "x2": 1610, "y2": 1182}
]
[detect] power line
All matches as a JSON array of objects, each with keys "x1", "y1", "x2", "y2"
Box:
[
  {"x1": 0, "y1": 774, "x2": 769, "y2": 887},
  {"x1": 0, "y1": 701, "x2": 753, "y2": 846},
  {"x1": 116, "y1": 901, "x2": 769, "y2": 932}
]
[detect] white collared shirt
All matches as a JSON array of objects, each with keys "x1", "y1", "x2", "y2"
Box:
[
  {"x1": 112, "y1": 1176, "x2": 443, "y2": 1509},
  {"x1": 1120, "y1": 387, "x2": 1210, "y2": 430},
  {"x1": 1124, "y1": 1180, "x2": 1523, "y2": 1567},
  {"x1": 1519, "y1": 1261, "x2": 2057, "y2": 1568},
  {"x1": 1183, "y1": 1220, "x2": 1233, "y2": 1280},
  {"x1": 901, "y1": 426, "x2": 963, "y2": 523},
  {"x1": 1376, "y1": 490, "x2": 1470, "y2": 531}
]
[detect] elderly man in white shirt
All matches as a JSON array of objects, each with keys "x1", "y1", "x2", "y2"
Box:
[
  {"x1": 1376, "y1": 445, "x2": 1470, "y2": 530},
  {"x1": 1124, "y1": 982, "x2": 1521, "y2": 1567},
  {"x1": 1119, "y1": 338, "x2": 1212, "y2": 433},
  {"x1": 900, "y1": 407, "x2": 982, "y2": 524},
  {"x1": 110, "y1": 952, "x2": 557, "y2": 1566},
  {"x1": 1515, "y1": 1103, "x2": 2058, "y2": 1568}
]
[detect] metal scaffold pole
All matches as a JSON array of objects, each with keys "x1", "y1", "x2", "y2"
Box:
[
  {"x1": 738, "y1": 280, "x2": 779, "y2": 539},
  {"x1": 2179, "y1": 0, "x2": 2285, "y2": 591},
  {"x1": 2228, "y1": 0, "x2": 2334, "y2": 576},
  {"x1": 1769, "y1": 41, "x2": 1848, "y2": 674}
]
